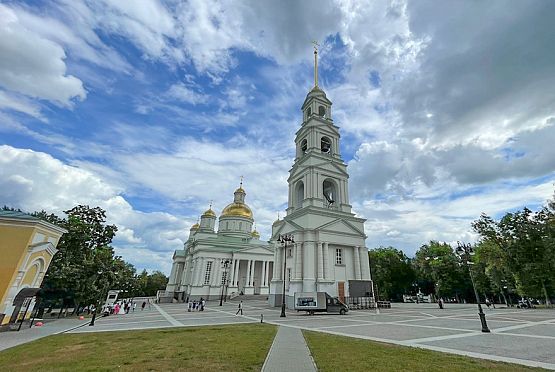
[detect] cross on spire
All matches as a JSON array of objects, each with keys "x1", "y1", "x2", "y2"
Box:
[
  {"x1": 240, "y1": 175, "x2": 244, "y2": 187},
  {"x1": 312, "y1": 40, "x2": 320, "y2": 88}
]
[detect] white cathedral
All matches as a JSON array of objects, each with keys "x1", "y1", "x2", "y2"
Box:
[
  {"x1": 164, "y1": 185, "x2": 274, "y2": 301},
  {"x1": 165, "y1": 47, "x2": 372, "y2": 306}
]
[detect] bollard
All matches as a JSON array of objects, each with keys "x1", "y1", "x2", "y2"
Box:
[{"x1": 261, "y1": 314, "x2": 264, "y2": 323}]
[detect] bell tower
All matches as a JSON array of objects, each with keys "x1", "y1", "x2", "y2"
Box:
[
  {"x1": 270, "y1": 44, "x2": 373, "y2": 308},
  {"x1": 288, "y1": 44, "x2": 351, "y2": 215}
]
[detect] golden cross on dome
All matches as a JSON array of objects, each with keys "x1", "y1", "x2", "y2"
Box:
[
  {"x1": 209, "y1": 200, "x2": 213, "y2": 209},
  {"x1": 240, "y1": 175, "x2": 244, "y2": 187}
]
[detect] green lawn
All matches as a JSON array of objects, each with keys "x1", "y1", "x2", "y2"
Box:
[
  {"x1": 0, "y1": 324, "x2": 276, "y2": 371},
  {"x1": 303, "y1": 331, "x2": 542, "y2": 371}
]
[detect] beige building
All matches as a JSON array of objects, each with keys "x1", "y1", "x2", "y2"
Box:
[{"x1": 0, "y1": 211, "x2": 66, "y2": 325}]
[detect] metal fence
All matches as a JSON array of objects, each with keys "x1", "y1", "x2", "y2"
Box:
[{"x1": 345, "y1": 296, "x2": 376, "y2": 310}]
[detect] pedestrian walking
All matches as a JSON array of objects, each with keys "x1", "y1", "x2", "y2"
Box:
[
  {"x1": 235, "y1": 301, "x2": 243, "y2": 316},
  {"x1": 133, "y1": 302, "x2": 136, "y2": 312},
  {"x1": 141, "y1": 301, "x2": 146, "y2": 311},
  {"x1": 200, "y1": 298, "x2": 205, "y2": 311},
  {"x1": 188, "y1": 301, "x2": 192, "y2": 312},
  {"x1": 438, "y1": 298, "x2": 444, "y2": 309},
  {"x1": 485, "y1": 298, "x2": 491, "y2": 309}
]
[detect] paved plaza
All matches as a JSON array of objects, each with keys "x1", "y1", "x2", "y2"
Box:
[{"x1": 62, "y1": 300, "x2": 555, "y2": 369}]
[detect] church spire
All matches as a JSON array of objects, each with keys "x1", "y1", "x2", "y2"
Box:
[{"x1": 312, "y1": 40, "x2": 319, "y2": 88}]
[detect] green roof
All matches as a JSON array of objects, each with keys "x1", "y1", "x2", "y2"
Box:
[{"x1": 0, "y1": 210, "x2": 40, "y2": 221}]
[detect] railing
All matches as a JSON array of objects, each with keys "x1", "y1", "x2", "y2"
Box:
[{"x1": 345, "y1": 296, "x2": 376, "y2": 310}]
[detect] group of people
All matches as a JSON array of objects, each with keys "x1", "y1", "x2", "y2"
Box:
[
  {"x1": 102, "y1": 299, "x2": 151, "y2": 316},
  {"x1": 184, "y1": 298, "x2": 244, "y2": 315},
  {"x1": 187, "y1": 297, "x2": 206, "y2": 311}
]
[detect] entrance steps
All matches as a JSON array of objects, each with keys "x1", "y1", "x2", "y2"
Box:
[{"x1": 227, "y1": 294, "x2": 268, "y2": 301}]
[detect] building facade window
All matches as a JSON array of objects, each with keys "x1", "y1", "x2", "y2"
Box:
[
  {"x1": 287, "y1": 248, "x2": 292, "y2": 257},
  {"x1": 204, "y1": 261, "x2": 213, "y2": 285},
  {"x1": 221, "y1": 271, "x2": 228, "y2": 286},
  {"x1": 335, "y1": 248, "x2": 343, "y2": 265}
]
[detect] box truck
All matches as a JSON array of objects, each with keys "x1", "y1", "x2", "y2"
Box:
[{"x1": 294, "y1": 292, "x2": 348, "y2": 315}]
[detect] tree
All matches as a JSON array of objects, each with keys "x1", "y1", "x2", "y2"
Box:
[
  {"x1": 472, "y1": 198, "x2": 555, "y2": 305},
  {"x1": 368, "y1": 247, "x2": 415, "y2": 301},
  {"x1": 40, "y1": 205, "x2": 121, "y2": 309},
  {"x1": 413, "y1": 241, "x2": 471, "y2": 301},
  {"x1": 136, "y1": 270, "x2": 168, "y2": 296}
]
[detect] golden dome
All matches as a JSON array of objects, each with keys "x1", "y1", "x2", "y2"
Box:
[
  {"x1": 251, "y1": 230, "x2": 260, "y2": 238},
  {"x1": 202, "y1": 208, "x2": 216, "y2": 218},
  {"x1": 221, "y1": 202, "x2": 253, "y2": 219},
  {"x1": 190, "y1": 223, "x2": 200, "y2": 230}
]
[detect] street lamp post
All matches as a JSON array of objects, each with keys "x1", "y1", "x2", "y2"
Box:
[
  {"x1": 368, "y1": 260, "x2": 380, "y2": 314},
  {"x1": 456, "y1": 242, "x2": 490, "y2": 333},
  {"x1": 219, "y1": 259, "x2": 231, "y2": 306},
  {"x1": 277, "y1": 234, "x2": 294, "y2": 318}
]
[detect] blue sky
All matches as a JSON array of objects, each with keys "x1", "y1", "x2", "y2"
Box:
[{"x1": 1, "y1": 0, "x2": 554, "y2": 274}]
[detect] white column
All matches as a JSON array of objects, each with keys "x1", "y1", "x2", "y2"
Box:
[
  {"x1": 190, "y1": 259, "x2": 198, "y2": 286},
  {"x1": 360, "y1": 247, "x2": 371, "y2": 280},
  {"x1": 246, "y1": 260, "x2": 252, "y2": 286},
  {"x1": 196, "y1": 258, "x2": 204, "y2": 286},
  {"x1": 167, "y1": 263, "x2": 177, "y2": 287},
  {"x1": 292, "y1": 243, "x2": 298, "y2": 280},
  {"x1": 183, "y1": 260, "x2": 189, "y2": 286},
  {"x1": 354, "y1": 246, "x2": 361, "y2": 280},
  {"x1": 274, "y1": 247, "x2": 281, "y2": 280},
  {"x1": 317, "y1": 242, "x2": 324, "y2": 280},
  {"x1": 234, "y1": 259, "x2": 240, "y2": 286},
  {"x1": 265, "y1": 261, "x2": 270, "y2": 286},
  {"x1": 212, "y1": 260, "x2": 221, "y2": 286},
  {"x1": 295, "y1": 243, "x2": 303, "y2": 279},
  {"x1": 229, "y1": 259, "x2": 236, "y2": 286},
  {"x1": 323, "y1": 242, "x2": 329, "y2": 280},
  {"x1": 261, "y1": 261, "x2": 266, "y2": 286}
]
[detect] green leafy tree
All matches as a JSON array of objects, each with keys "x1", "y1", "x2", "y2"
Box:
[
  {"x1": 472, "y1": 197, "x2": 555, "y2": 304},
  {"x1": 368, "y1": 247, "x2": 415, "y2": 301},
  {"x1": 136, "y1": 270, "x2": 168, "y2": 296},
  {"x1": 413, "y1": 241, "x2": 471, "y2": 301},
  {"x1": 40, "y1": 205, "x2": 121, "y2": 309}
]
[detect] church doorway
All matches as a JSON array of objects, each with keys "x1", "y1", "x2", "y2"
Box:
[{"x1": 337, "y1": 282, "x2": 345, "y2": 303}]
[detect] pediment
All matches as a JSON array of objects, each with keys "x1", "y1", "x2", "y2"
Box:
[
  {"x1": 236, "y1": 245, "x2": 274, "y2": 255},
  {"x1": 316, "y1": 218, "x2": 364, "y2": 236},
  {"x1": 271, "y1": 219, "x2": 302, "y2": 239},
  {"x1": 292, "y1": 159, "x2": 348, "y2": 178}
]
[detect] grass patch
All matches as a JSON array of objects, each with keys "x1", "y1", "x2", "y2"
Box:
[
  {"x1": 0, "y1": 324, "x2": 276, "y2": 371},
  {"x1": 303, "y1": 331, "x2": 542, "y2": 371}
]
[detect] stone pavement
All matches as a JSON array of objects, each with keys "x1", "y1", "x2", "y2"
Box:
[
  {"x1": 0, "y1": 317, "x2": 89, "y2": 352},
  {"x1": 31, "y1": 301, "x2": 555, "y2": 370},
  {"x1": 262, "y1": 326, "x2": 316, "y2": 372}
]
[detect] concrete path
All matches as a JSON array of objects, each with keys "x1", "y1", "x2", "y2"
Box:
[
  {"x1": 0, "y1": 318, "x2": 89, "y2": 352},
  {"x1": 262, "y1": 326, "x2": 317, "y2": 372}
]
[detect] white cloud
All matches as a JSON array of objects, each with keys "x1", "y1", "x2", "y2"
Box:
[
  {"x1": 167, "y1": 83, "x2": 209, "y2": 105},
  {"x1": 0, "y1": 4, "x2": 86, "y2": 106},
  {"x1": 0, "y1": 145, "x2": 188, "y2": 274},
  {"x1": 0, "y1": 91, "x2": 44, "y2": 120}
]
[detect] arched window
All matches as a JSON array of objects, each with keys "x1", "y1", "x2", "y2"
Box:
[
  {"x1": 301, "y1": 139, "x2": 308, "y2": 154},
  {"x1": 296, "y1": 181, "x2": 304, "y2": 208},
  {"x1": 321, "y1": 136, "x2": 331, "y2": 153},
  {"x1": 323, "y1": 179, "x2": 337, "y2": 207},
  {"x1": 307, "y1": 107, "x2": 312, "y2": 117},
  {"x1": 318, "y1": 106, "x2": 326, "y2": 117}
]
